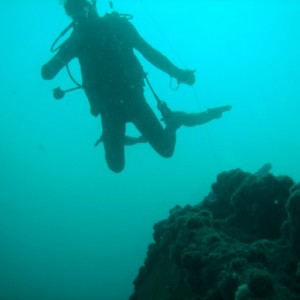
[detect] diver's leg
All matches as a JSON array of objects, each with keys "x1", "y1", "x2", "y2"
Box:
[
  {"x1": 133, "y1": 101, "x2": 176, "y2": 158},
  {"x1": 101, "y1": 114, "x2": 126, "y2": 173},
  {"x1": 134, "y1": 102, "x2": 231, "y2": 158},
  {"x1": 160, "y1": 104, "x2": 232, "y2": 129},
  {"x1": 94, "y1": 135, "x2": 147, "y2": 147}
]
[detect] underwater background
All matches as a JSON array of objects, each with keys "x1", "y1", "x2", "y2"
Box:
[{"x1": 0, "y1": 0, "x2": 299, "y2": 299}]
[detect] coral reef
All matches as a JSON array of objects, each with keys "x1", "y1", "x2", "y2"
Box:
[{"x1": 130, "y1": 166, "x2": 300, "y2": 300}]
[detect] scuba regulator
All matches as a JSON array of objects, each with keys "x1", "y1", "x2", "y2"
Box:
[{"x1": 50, "y1": 21, "x2": 82, "y2": 100}]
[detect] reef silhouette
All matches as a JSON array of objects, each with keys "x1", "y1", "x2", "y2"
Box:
[{"x1": 130, "y1": 165, "x2": 300, "y2": 300}]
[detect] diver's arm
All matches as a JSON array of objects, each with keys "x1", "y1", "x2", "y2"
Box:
[
  {"x1": 41, "y1": 38, "x2": 77, "y2": 80},
  {"x1": 129, "y1": 23, "x2": 195, "y2": 85},
  {"x1": 42, "y1": 55, "x2": 67, "y2": 80}
]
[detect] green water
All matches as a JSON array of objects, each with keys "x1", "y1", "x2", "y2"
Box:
[{"x1": 0, "y1": 0, "x2": 299, "y2": 299}]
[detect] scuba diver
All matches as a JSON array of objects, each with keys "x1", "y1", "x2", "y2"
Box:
[{"x1": 41, "y1": 0, "x2": 231, "y2": 173}]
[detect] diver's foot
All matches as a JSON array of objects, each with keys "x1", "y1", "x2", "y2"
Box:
[
  {"x1": 94, "y1": 136, "x2": 103, "y2": 147},
  {"x1": 94, "y1": 135, "x2": 147, "y2": 147},
  {"x1": 163, "y1": 105, "x2": 232, "y2": 128},
  {"x1": 205, "y1": 105, "x2": 232, "y2": 119},
  {"x1": 124, "y1": 135, "x2": 147, "y2": 146}
]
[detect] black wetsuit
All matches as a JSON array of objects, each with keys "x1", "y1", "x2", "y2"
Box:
[{"x1": 42, "y1": 13, "x2": 181, "y2": 172}]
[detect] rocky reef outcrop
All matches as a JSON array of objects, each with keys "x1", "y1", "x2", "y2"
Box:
[{"x1": 130, "y1": 165, "x2": 300, "y2": 300}]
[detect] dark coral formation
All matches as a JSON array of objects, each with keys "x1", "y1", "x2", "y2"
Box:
[{"x1": 130, "y1": 167, "x2": 300, "y2": 300}]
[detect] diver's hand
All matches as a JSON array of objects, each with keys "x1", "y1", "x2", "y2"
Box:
[
  {"x1": 206, "y1": 105, "x2": 232, "y2": 119},
  {"x1": 176, "y1": 69, "x2": 196, "y2": 86}
]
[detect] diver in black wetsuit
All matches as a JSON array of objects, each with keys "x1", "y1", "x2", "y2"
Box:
[{"x1": 41, "y1": 0, "x2": 231, "y2": 173}]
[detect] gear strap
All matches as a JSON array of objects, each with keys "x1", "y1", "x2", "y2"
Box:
[{"x1": 144, "y1": 73, "x2": 172, "y2": 119}]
